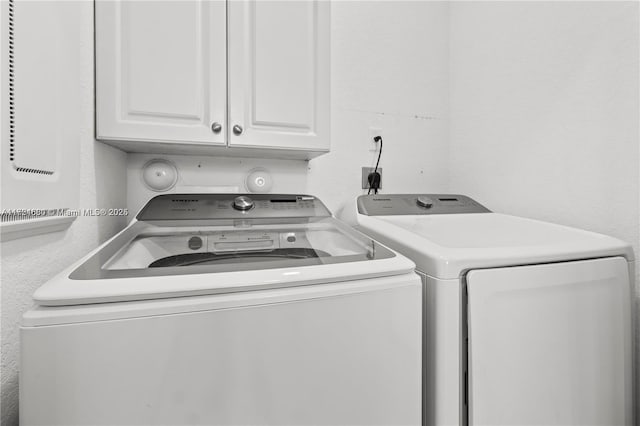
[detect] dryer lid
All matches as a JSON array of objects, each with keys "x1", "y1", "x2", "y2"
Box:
[{"x1": 355, "y1": 211, "x2": 633, "y2": 279}]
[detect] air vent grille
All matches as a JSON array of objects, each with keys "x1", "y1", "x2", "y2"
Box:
[
  {"x1": 7, "y1": 0, "x2": 54, "y2": 176},
  {"x1": 1, "y1": 208, "x2": 69, "y2": 223},
  {"x1": 8, "y1": 0, "x2": 15, "y2": 162},
  {"x1": 171, "y1": 199, "x2": 199, "y2": 203},
  {"x1": 14, "y1": 166, "x2": 54, "y2": 175}
]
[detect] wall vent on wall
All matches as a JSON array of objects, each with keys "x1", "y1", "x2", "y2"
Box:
[
  {"x1": 8, "y1": 0, "x2": 14, "y2": 161},
  {"x1": 1, "y1": 208, "x2": 70, "y2": 223},
  {"x1": 1, "y1": 0, "x2": 81, "y2": 241},
  {"x1": 14, "y1": 167, "x2": 54, "y2": 175},
  {"x1": 7, "y1": 0, "x2": 55, "y2": 176}
]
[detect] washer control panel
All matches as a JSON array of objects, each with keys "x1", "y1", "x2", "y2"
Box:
[
  {"x1": 357, "y1": 194, "x2": 490, "y2": 216},
  {"x1": 138, "y1": 194, "x2": 330, "y2": 221}
]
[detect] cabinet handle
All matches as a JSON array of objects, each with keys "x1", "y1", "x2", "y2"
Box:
[
  {"x1": 211, "y1": 122, "x2": 222, "y2": 134},
  {"x1": 233, "y1": 125, "x2": 243, "y2": 136}
]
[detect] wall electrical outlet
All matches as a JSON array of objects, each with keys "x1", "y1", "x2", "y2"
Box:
[
  {"x1": 369, "y1": 127, "x2": 383, "y2": 152},
  {"x1": 361, "y1": 167, "x2": 382, "y2": 190}
]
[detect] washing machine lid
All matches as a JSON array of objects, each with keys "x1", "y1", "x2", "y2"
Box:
[
  {"x1": 354, "y1": 194, "x2": 634, "y2": 279},
  {"x1": 32, "y1": 194, "x2": 413, "y2": 306}
]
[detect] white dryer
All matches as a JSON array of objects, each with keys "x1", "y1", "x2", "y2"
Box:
[
  {"x1": 20, "y1": 194, "x2": 422, "y2": 426},
  {"x1": 343, "y1": 194, "x2": 634, "y2": 426}
]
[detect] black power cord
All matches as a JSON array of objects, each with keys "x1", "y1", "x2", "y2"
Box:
[{"x1": 367, "y1": 136, "x2": 383, "y2": 195}]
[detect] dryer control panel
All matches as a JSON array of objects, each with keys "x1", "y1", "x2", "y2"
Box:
[{"x1": 357, "y1": 194, "x2": 490, "y2": 216}]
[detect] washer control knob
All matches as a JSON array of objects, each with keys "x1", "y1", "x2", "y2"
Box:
[
  {"x1": 416, "y1": 196, "x2": 433, "y2": 208},
  {"x1": 233, "y1": 196, "x2": 254, "y2": 211}
]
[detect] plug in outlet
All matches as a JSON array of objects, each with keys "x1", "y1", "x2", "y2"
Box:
[
  {"x1": 361, "y1": 167, "x2": 383, "y2": 190},
  {"x1": 369, "y1": 127, "x2": 383, "y2": 152}
]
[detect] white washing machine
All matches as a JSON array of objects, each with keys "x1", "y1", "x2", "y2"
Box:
[
  {"x1": 343, "y1": 194, "x2": 634, "y2": 426},
  {"x1": 20, "y1": 194, "x2": 422, "y2": 426}
]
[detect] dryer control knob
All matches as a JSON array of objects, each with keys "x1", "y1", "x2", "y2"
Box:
[
  {"x1": 416, "y1": 196, "x2": 433, "y2": 208},
  {"x1": 233, "y1": 196, "x2": 254, "y2": 211}
]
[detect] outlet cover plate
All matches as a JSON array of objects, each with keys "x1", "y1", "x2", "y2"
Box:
[{"x1": 361, "y1": 167, "x2": 383, "y2": 190}]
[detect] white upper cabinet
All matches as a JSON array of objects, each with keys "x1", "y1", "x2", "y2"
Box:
[
  {"x1": 96, "y1": 1, "x2": 227, "y2": 146},
  {"x1": 96, "y1": 0, "x2": 330, "y2": 159},
  {"x1": 228, "y1": 1, "x2": 330, "y2": 153}
]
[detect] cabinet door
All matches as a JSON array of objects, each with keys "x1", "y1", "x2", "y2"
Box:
[
  {"x1": 96, "y1": 1, "x2": 226, "y2": 145},
  {"x1": 228, "y1": 0, "x2": 330, "y2": 153}
]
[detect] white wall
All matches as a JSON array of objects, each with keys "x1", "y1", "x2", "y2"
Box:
[
  {"x1": 449, "y1": 1, "x2": 639, "y2": 418},
  {"x1": 0, "y1": 2, "x2": 128, "y2": 424},
  {"x1": 126, "y1": 2, "x2": 451, "y2": 216},
  {"x1": 449, "y1": 2, "x2": 638, "y2": 240},
  {"x1": 308, "y1": 1, "x2": 450, "y2": 214}
]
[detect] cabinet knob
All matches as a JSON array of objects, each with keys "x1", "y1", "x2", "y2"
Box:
[
  {"x1": 211, "y1": 122, "x2": 222, "y2": 134},
  {"x1": 233, "y1": 124, "x2": 243, "y2": 136}
]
